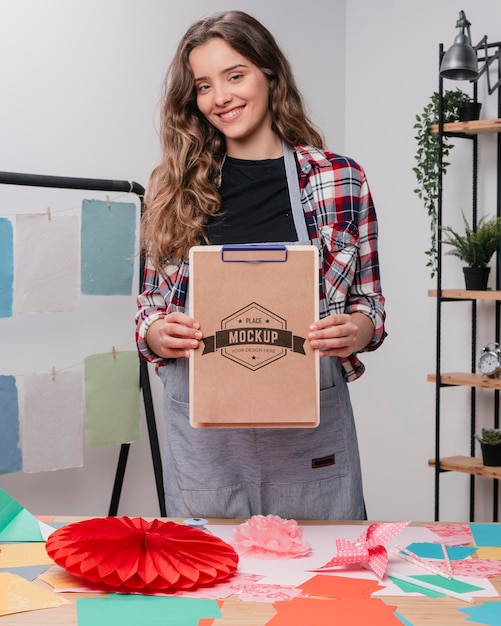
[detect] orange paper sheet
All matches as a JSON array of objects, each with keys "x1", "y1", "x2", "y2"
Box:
[
  {"x1": 298, "y1": 574, "x2": 384, "y2": 598},
  {"x1": 0, "y1": 543, "x2": 54, "y2": 568},
  {"x1": 267, "y1": 597, "x2": 400, "y2": 626},
  {"x1": 0, "y1": 572, "x2": 69, "y2": 616}
]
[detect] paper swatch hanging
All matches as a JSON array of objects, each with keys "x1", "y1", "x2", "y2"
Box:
[
  {"x1": 0, "y1": 218, "x2": 13, "y2": 318},
  {"x1": 80, "y1": 199, "x2": 136, "y2": 295},
  {"x1": 0, "y1": 376, "x2": 21, "y2": 474},
  {"x1": 45, "y1": 516, "x2": 239, "y2": 592},
  {"x1": 14, "y1": 213, "x2": 79, "y2": 312},
  {"x1": 84, "y1": 351, "x2": 140, "y2": 446},
  {"x1": 22, "y1": 371, "x2": 84, "y2": 472}
]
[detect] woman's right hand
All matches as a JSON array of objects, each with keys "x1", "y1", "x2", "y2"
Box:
[{"x1": 145, "y1": 312, "x2": 202, "y2": 359}]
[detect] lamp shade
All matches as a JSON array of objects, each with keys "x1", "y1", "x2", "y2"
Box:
[{"x1": 440, "y1": 32, "x2": 479, "y2": 80}]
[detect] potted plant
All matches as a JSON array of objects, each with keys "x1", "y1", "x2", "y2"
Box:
[
  {"x1": 413, "y1": 88, "x2": 476, "y2": 278},
  {"x1": 440, "y1": 212, "x2": 501, "y2": 290},
  {"x1": 475, "y1": 428, "x2": 501, "y2": 466}
]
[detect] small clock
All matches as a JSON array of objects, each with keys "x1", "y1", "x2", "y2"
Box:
[{"x1": 479, "y1": 342, "x2": 501, "y2": 378}]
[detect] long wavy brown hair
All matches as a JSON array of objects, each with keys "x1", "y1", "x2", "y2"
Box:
[{"x1": 141, "y1": 10, "x2": 324, "y2": 269}]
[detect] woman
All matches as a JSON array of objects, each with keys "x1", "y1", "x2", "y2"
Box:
[{"x1": 136, "y1": 10, "x2": 386, "y2": 520}]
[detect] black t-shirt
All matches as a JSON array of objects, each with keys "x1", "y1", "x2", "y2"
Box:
[{"x1": 206, "y1": 155, "x2": 298, "y2": 245}]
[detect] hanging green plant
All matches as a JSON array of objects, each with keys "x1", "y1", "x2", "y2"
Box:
[{"x1": 413, "y1": 88, "x2": 473, "y2": 278}]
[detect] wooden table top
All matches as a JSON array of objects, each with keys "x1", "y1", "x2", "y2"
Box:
[{"x1": 1, "y1": 517, "x2": 499, "y2": 626}]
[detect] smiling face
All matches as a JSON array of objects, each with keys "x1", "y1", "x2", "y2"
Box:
[{"x1": 189, "y1": 37, "x2": 281, "y2": 159}]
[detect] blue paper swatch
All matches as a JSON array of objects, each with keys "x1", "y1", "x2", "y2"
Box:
[
  {"x1": 0, "y1": 376, "x2": 22, "y2": 474},
  {"x1": 470, "y1": 523, "x2": 501, "y2": 547},
  {"x1": 81, "y1": 199, "x2": 137, "y2": 295},
  {"x1": 0, "y1": 218, "x2": 14, "y2": 317},
  {"x1": 459, "y1": 600, "x2": 501, "y2": 625},
  {"x1": 405, "y1": 542, "x2": 476, "y2": 560}
]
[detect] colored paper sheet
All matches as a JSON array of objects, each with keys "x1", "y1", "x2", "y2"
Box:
[
  {"x1": 0, "y1": 218, "x2": 13, "y2": 317},
  {"x1": 0, "y1": 543, "x2": 54, "y2": 567},
  {"x1": 390, "y1": 574, "x2": 483, "y2": 599},
  {"x1": 239, "y1": 584, "x2": 307, "y2": 602},
  {"x1": 76, "y1": 594, "x2": 222, "y2": 626},
  {"x1": 14, "y1": 213, "x2": 79, "y2": 312},
  {"x1": 22, "y1": 371, "x2": 84, "y2": 472},
  {"x1": 444, "y1": 558, "x2": 501, "y2": 577},
  {"x1": 298, "y1": 574, "x2": 383, "y2": 598},
  {"x1": 175, "y1": 572, "x2": 264, "y2": 600},
  {"x1": 199, "y1": 600, "x2": 223, "y2": 626},
  {"x1": 404, "y1": 542, "x2": 476, "y2": 560},
  {"x1": 0, "y1": 376, "x2": 21, "y2": 474},
  {"x1": 210, "y1": 523, "x2": 497, "y2": 598},
  {"x1": 80, "y1": 199, "x2": 136, "y2": 295},
  {"x1": 0, "y1": 572, "x2": 69, "y2": 616},
  {"x1": 0, "y1": 488, "x2": 43, "y2": 541},
  {"x1": 394, "y1": 611, "x2": 414, "y2": 626},
  {"x1": 476, "y1": 547, "x2": 501, "y2": 559},
  {"x1": 459, "y1": 600, "x2": 501, "y2": 625},
  {"x1": 39, "y1": 567, "x2": 105, "y2": 593},
  {"x1": 268, "y1": 597, "x2": 401, "y2": 626},
  {"x1": 471, "y1": 524, "x2": 501, "y2": 547},
  {"x1": 0, "y1": 565, "x2": 51, "y2": 582},
  {"x1": 424, "y1": 522, "x2": 473, "y2": 546},
  {"x1": 84, "y1": 351, "x2": 140, "y2": 446}
]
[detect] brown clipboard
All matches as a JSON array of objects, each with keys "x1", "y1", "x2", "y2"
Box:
[{"x1": 188, "y1": 244, "x2": 319, "y2": 428}]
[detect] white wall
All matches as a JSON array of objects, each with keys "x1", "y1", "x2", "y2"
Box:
[
  {"x1": 0, "y1": 0, "x2": 345, "y2": 517},
  {"x1": 1, "y1": 0, "x2": 500, "y2": 522},
  {"x1": 345, "y1": 0, "x2": 501, "y2": 522}
]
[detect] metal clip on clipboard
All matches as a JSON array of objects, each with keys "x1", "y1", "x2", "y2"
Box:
[{"x1": 221, "y1": 244, "x2": 288, "y2": 263}]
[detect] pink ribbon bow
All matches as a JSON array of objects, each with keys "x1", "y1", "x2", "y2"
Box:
[{"x1": 314, "y1": 521, "x2": 411, "y2": 579}]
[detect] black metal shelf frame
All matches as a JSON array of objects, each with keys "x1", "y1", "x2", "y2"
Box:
[{"x1": 433, "y1": 40, "x2": 501, "y2": 522}]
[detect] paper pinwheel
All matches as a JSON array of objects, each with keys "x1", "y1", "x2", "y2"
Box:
[
  {"x1": 314, "y1": 521, "x2": 410, "y2": 579},
  {"x1": 45, "y1": 516, "x2": 239, "y2": 592}
]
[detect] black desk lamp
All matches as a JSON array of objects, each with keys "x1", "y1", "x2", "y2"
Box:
[{"x1": 440, "y1": 10, "x2": 501, "y2": 95}]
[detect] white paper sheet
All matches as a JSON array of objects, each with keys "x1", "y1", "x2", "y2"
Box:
[
  {"x1": 208, "y1": 523, "x2": 498, "y2": 598},
  {"x1": 15, "y1": 213, "x2": 79, "y2": 312},
  {"x1": 22, "y1": 371, "x2": 84, "y2": 472}
]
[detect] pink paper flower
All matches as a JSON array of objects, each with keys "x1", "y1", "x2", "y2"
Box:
[{"x1": 231, "y1": 515, "x2": 312, "y2": 559}]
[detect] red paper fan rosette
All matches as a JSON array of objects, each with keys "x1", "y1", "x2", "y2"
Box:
[{"x1": 45, "y1": 516, "x2": 238, "y2": 592}]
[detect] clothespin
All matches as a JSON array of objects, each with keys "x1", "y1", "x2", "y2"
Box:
[
  {"x1": 46, "y1": 207, "x2": 52, "y2": 221},
  {"x1": 106, "y1": 195, "x2": 111, "y2": 208},
  {"x1": 51, "y1": 366, "x2": 56, "y2": 382}
]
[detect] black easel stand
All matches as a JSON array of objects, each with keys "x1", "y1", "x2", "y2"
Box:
[{"x1": 0, "y1": 170, "x2": 165, "y2": 517}]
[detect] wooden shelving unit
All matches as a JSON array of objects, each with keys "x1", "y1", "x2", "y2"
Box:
[
  {"x1": 428, "y1": 80, "x2": 501, "y2": 520},
  {"x1": 428, "y1": 372, "x2": 501, "y2": 390},
  {"x1": 429, "y1": 288, "x2": 501, "y2": 300},
  {"x1": 430, "y1": 118, "x2": 501, "y2": 135},
  {"x1": 429, "y1": 456, "x2": 501, "y2": 480}
]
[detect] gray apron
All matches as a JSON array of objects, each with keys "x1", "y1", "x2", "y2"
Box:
[{"x1": 158, "y1": 144, "x2": 365, "y2": 520}]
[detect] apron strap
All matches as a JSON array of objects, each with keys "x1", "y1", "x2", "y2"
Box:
[{"x1": 283, "y1": 142, "x2": 310, "y2": 245}]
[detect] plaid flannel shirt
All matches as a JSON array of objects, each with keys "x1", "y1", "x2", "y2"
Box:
[{"x1": 135, "y1": 144, "x2": 386, "y2": 381}]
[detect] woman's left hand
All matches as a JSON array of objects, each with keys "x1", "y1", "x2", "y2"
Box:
[{"x1": 308, "y1": 313, "x2": 374, "y2": 357}]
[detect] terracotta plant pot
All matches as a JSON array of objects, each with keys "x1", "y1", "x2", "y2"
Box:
[
  {"x1": 481, "y1": 443, "x2": 501, "y2": 467},
  {"x1": 463, "y1": 266, "x2": 490, "y2": 290}
]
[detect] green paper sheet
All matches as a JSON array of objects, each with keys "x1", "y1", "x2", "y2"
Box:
[
  {"x1": 76, "y1": 594, "x2": 222, "y2": 626},
  {"x1": 84, "y1": 351, "x2": 140, "y2": 447},
  {"x1": 0, "y1": 489, "x2": 43, "y2": 542},
  {"x1": 390, "y1": 574, "x2": 483, "y2": 598}
]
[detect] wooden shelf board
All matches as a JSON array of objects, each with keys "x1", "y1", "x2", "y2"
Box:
[
  {"x1": 428, "y1": 288, "x2": 501, "y2": 301},
  {"x1": 429, "y1": 455, "x2": 501, "y2": 479},
  {"x1": 428, "y1": 372, "x2": 501, "y2": 389},
  {"x1": 430, "y1": 118, "x2": 501, "y2": 135}
]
